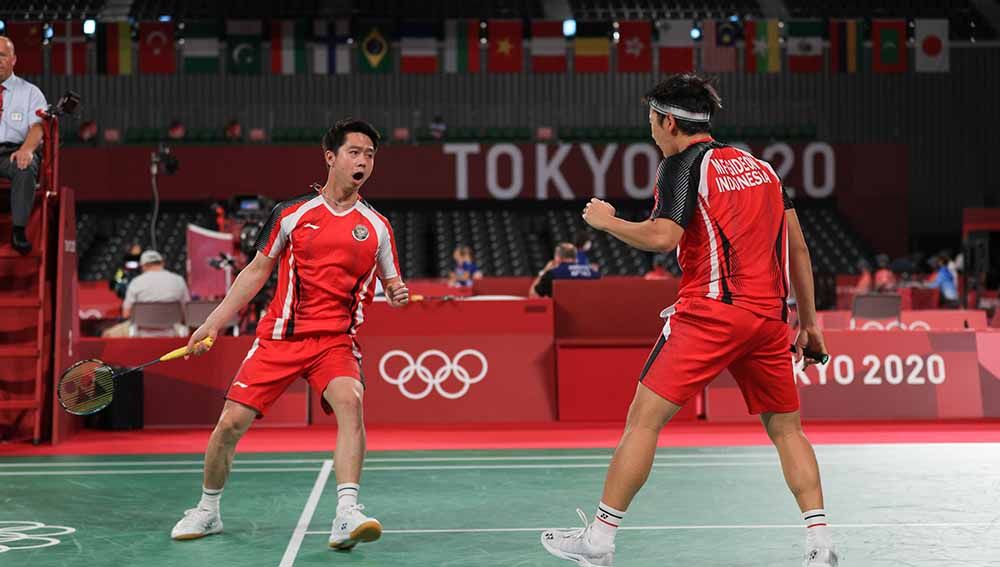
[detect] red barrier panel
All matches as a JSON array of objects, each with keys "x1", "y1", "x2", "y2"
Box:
[
  {"x1": 817, "y1": 310, "x2": 988, "y2": 330},
  {"x1": 310, "y1": 299, "x2": 556, "y2": 424},
  {"x1": 473, "y1": 276, "x2": 534, "y2": 296},
  {"x1": 78, "y1": 281, "x2": 122, "y2": 320},
  {"x1": 553, "y1": 277, "x2": 679, "y2": 340},
  {"x1": 75, "y1": 337, "x2": 308, "y2": 427},
  {"x1": 835, "y1": 284, "x2": 940, "y2": 310},
  {"x1": 707, "y1": 331, "x2": 999, "y2": 421},
  {"x1": 557, "y1": 342, "x2": 699, "y2": 422}
]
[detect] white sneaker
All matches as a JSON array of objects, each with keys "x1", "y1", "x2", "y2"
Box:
[
  {"x1": 804, "y1": 546, "x2": 839, "y2": 567},
  {"x1": 329, "y1": 504, "x2": 382, "y2": 550},
  {"x1": 540, "y1": 509, "x2": 615, "y2": 567},
  {"x1": 171, "y1": 507, "x2": 223, "y2": 540}
]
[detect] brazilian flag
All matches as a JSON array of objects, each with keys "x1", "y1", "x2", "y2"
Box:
[{"x1": 357, "y1": 19, "x2": 394, "y2": 73}]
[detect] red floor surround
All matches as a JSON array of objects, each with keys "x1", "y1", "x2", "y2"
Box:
[{"x1": 3, "y1": 420, "x2": 1000, "y2": 457}]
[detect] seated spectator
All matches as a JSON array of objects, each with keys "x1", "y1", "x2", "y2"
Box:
[
  {"x1": 574, "y1": 232, "x2": 600, "y2": 271},
  {"x1": 925, "y1": 254, "x2": 959, "y2": 308},
  {"x1": 429, "y1": 115, "x2": 447, "y2": 140},
  {"x1": 644, "y1": 254, "x2": 671, "y2": 280},
  {"x1": 873, "y1": 254, "x2": 896, "y2": 292},
  {"x1": 530, "y1": 243, "x2": 600, "y2": 297},
  {"x1": 224, "y1": 119, "x2": 242, "y2": 142},
  {"x1": 102, "y1": 250, "x2": 191, "y2": 337},
  {"x1": 448, "y1": 245, "x2": 483, "y2": 288},
  {"x1": 78, "y1": 119, "x2": 99, "y2": 145},
  {"x1": 854, "y1": 259, "x2": 873, "y2": 294},
  {"x1": 167, "y1": 119, "x2": 186, "y2": 141}
]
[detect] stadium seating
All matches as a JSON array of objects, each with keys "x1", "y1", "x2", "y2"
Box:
[
  {"x1": 570, "y1": 0, "x2": 763, "y2": 21},
  {"x1": 76, "y1": 200, "x2": 872, "y2": 283},
  {"x1": 76, "y1": 204, "x2": 216, "y2": 282},
  {"x1": 127, "y1": 0, "x2": 543, "y2": 20}
]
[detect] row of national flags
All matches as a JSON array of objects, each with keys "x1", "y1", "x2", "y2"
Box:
[{"x1": 0, "y1": 18, "x2": 951, "y2": 76}]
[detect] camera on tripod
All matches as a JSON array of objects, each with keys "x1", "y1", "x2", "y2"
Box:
[
  {"x1": 229, "y1": 194, "x2": 275, "y2": 257},
  {"x1": 207, "y1": 252, "x2": 237, "y2": 271}
]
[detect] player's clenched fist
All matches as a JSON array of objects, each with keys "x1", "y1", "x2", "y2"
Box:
[
  {"x1": 582, "y1": 198, "x2": 616, "y2": 231},
  {"x1": 386, "y1": 282, "x2": 410, "y2": 307}
]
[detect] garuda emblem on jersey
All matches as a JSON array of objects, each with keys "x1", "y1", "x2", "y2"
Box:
[{"x1": 352, "y1": 224, "x2": 370, "y2": 242}]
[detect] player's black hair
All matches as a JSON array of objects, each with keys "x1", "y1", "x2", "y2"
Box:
[
  {"x1": 322, "y1": 118, "x2": 381, "y2": 155},
  {"x1": 642, "y1": 74, "x2": 723, "y2": 135}
]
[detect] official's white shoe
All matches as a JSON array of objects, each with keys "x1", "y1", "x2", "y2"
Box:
[
  {"x1": 540, "y1": 509, "x2": 616, "y2": 567},
  {"x1": 171, "y1": 507, "x2": 223, "y2": 540},
  {"x1": 328, "y1": 504, "x2": 382, "y2": 550},
  {"x1": 804, "y1": 546, "x2": 840, "y2": 567}
]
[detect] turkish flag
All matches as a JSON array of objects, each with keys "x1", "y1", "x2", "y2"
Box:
[
  {"x1": 139, "y1": 22, "x2": 176, "y2": 74},
  {"x1": 5, "y1": 22, "x2": 45, "y2": 74},
  {"x1": 488, "y1": 19, "x2": 523, "y2": 73}
]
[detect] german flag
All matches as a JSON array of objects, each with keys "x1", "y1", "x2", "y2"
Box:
[
  {"x1": 97, "y1": 22, "x2": 132, "y2": 75},
  {"x1": 574, "y1": 22, "x2": 610, "y2": 73}
]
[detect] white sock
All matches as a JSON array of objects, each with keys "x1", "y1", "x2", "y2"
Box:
[
  {"x1": 199, "y1": 486, "x2": 223, "y2": 512},
  {"x1": 337, "y1": 483, "x2": 360, "y2": 510},
  {"x1": 589, "y1": 502, "x2": 626, "y2": 548},
  {"x1": 803, "y1": 509, "x2": 832, "y2": 548}
]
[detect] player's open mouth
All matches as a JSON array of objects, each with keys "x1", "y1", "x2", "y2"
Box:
[{"x1": 352, "y1": 172, "x2": 364, "y2": 180}]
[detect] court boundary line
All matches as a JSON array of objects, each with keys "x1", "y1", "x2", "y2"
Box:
[
  {"x1": 0, "y1": 453, "x2": 779, "y2": 467},
  {"x1": 278, "y1": 459, "x2": 332, "y2": 567},
  {"x1": 0, "y1": 461, "x2": 812, "y2": 476},
  {"x1": 300, "y1": 521, "x2": 999, "y2": 535}
]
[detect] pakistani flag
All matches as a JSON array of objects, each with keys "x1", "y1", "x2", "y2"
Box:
[
  {"x1": 183, "y1": 21, "x2": 221, "y2": 74},
  {"x1": 227, "y1": 19, "x2": 263, "y2": 74}
]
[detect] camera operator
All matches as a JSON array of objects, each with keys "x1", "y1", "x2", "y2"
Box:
[{"x1": 109, "y1": 242, "x2": 143, "y2": 299}]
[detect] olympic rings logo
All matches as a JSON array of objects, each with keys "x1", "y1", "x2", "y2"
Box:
[
  {"x1": 378, "y1": 349, "x2": 488, "y2": 400},
  {"x1": 0, "y1": 521, "x2": 76, "y2": 553},
  {"x1": 850, "y1": 320, "x2": 931, "y2": 331}
]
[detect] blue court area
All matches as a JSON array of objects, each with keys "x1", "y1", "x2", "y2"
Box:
[{"x1": 3, "y1": 444, "x2": 999, "y2": 566}]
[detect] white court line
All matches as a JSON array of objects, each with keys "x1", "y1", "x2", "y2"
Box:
[
  {"x1": 301, "y1": 522, "x2": 999, "y2": 535},
  {"x1": 0, "y1": 461, "x2": 793, "y2": 476},
  {"x1": 278, "y1": 459, "x2": 332, "y2": 567},
  {"x1": 0, "y1": 453, "x2": 776, "y2": 468},
  {"x1": 0, "y1": 467, "x2": 325, "y2": 476}
]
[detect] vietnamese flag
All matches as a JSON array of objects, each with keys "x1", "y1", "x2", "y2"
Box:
[{"x1": 488, "y1": 19, "x2": 523, "y2": 73}]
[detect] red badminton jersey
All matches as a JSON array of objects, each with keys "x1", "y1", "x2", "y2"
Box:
[
  {"x1": 652, "y1": 139, "x2": 794, "y2": 321},
  {"x1": 253, "y1": 194, "x2": 400, "y2": 340}
]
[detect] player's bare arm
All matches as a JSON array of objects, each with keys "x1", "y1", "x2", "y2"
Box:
[
  {"x1": 382, "y1": 276, "x2": 410, "y2": 307},
  {"x1": 786, "y1": 209, "x2": 828, "y2": 366},
  {"x1": 186, "y1": 251, "x2": 277, "y2": 355},
  {"x1": 583, "y1": 198, "x2": 683, "y2": 253}
]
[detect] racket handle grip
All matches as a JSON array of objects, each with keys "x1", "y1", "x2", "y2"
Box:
[
  {"x1": 161, "y1": 337, "x2": 214, "y2": 362},
  {"x1": 789, "y1": 344, "x2": 830, "y2": 365}
]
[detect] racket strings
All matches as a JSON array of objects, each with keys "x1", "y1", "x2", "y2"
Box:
[{"x1": 58, "y1": 361, "x2": 115, "y2": 414}]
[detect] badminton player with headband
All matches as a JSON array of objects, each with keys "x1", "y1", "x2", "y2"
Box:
[{"x1": 540, "y1": 74, "x2": 837, "y2": 567}]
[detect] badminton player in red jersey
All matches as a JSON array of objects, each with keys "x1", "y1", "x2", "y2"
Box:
[
  {"x1": 171, "y1": 118, "x2": 408, "y2": 551},
  {"x1": 541, "y1": 75, "x2": 837, "y2": 567}
]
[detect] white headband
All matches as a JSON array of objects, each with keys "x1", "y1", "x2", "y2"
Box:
[{"x1": 648, "y1": 99, "x2": 711, "y2": 122}]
